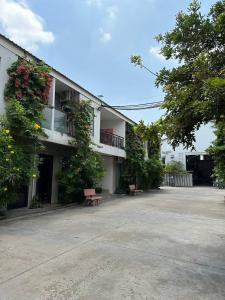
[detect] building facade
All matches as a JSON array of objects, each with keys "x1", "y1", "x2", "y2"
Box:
[
  {"x1": 0, "y1": 34, "x2": 134, "y2": 208},
  {"x1": 161, "y1": 124, "x2": 215, "y2": 185}
]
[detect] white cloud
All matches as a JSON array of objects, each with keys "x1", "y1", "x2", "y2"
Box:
[
  {"x1": 0, "y1": 0, "x2": 55, "y2": 52},
  {"x1": 149, "y1": 46, "x2": 165, "y2": 61},
  {"x1": 100, "y1": 30, "x2": 111, "y2": 43},
  {"x1": 86, "y1": 0, "x2": 102, "y2": 7},
  {"x1": 107, "y1": 6, "x2": 118, "y2": 20}
]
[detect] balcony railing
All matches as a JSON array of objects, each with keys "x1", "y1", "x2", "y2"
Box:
[
  {"x1": 54, "y1": 109, "x2": 75, "y2": 136},
  {"x1": 42, "y1": 107, "x2": 75, "y2": 137},
  {"x1": 42, "y1": 107, "x2": 52, "y2": 130},
  {"x1": 54, "y1": 108, "x2": 67, "y2": 134},
  {"x1": 100, "y1": 129, "x2": 124, "y2": 149}
]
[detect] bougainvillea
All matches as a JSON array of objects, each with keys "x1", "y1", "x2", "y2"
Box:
[
  {"x1": 6, "y1": 59, "x2": 52, "y2": 103},
  {"x1": 5, "y1": 58, "x2": 52, "y2": 141},
  {"x1": 0, "y1": 58, "x2": 52, "y2": 207}
]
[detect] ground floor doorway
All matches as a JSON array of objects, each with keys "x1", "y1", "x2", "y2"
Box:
[
  {"x1": 36, "y1": 154, "x2": 53, "y2": 203},
  {"x1": 186, "y1": 154, "x2": 213, "y2": 186}
]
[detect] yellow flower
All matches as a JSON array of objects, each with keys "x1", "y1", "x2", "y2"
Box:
[
  {"x1": 8, "y1": 145, "x2": 12, "y2": 149},
  {"x1": 5, "y1": 129, "x2": 10, "y2": 134},
  {"x1": 5, "y1": 158, "x2": 9, "y2": 162},
  {"x1": 33, "y1": 123, "x2": 41, "y2": 130},
  {"x1": 10, "y1": 151, "x2": 14, "y2": 154},
  {"x1": 32, "y1": 174, "x2": 37, "y2": 178},
  {"x1": 4, "y1": 187, "x2": 7, "y2": 192}
]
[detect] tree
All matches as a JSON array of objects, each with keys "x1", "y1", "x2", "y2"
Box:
[
  {"x1": 132, "y1": 0, "x2": 225, "y2": 183},
  {"x1": 164, "y1": 161, "x2": 188, "y2": 175}
]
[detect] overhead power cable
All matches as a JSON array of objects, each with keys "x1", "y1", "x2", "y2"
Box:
[{"x1": 101, "y1": 101, "x2": 164, "y2": 110}]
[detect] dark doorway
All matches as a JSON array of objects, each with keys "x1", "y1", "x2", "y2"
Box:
[
  {"x1": 186, "y1": 155, "x2": 213, "y2": 186},
  {"x1": 36, "y1": 154, "x2": 53, "y2": 204}
]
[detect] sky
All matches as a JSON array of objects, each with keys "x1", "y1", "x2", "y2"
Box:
[{"x1": 0, "y1": 0, "x2": 216, "y2": 124}]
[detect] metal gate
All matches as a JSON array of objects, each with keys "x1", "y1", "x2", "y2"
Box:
[{"x1": 163, "y1": 173, "x2": 193, "y2": 187}]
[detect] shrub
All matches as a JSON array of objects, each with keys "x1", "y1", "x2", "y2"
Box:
[
  {"x1": 164, "y1": 161, "x2": 188, "y2": 175},
  {"x1": 0, "y1": 119, "x2": 32, "y2": 207},
  {"x1": 142, "y1": 158, "x2": 164, "y2": 189}
]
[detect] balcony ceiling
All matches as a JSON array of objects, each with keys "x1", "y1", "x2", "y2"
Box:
[
  {"x1": 55, "y1": 79, "x2": 73, "y2": 93},
  {"x1": 101, "y1": 107, "x2": 123, "y2": 121}
]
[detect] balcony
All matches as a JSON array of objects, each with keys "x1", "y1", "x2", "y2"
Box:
[{"x1": 100, "y1": 129, "x2": 124, "y2": 149}]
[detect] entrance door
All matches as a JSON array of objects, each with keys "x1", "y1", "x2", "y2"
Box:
[{"x1": 36, "y1": 154, "x2": 53, "y2": 204}]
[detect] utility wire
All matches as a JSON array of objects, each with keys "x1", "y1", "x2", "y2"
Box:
[
  {"x1": 101, "y1": 101, "x2": 164, "y2": 110},
  {"x1": 113, "y1": 101, "x2": 163, "y2": 108}
]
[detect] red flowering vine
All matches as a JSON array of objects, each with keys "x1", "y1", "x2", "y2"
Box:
[
  {"x1": 2, "y1": 58, "x2": 52, "y2": 207},
  {"x1": 6, "y1": 58, "x2": 52, "y2": 105}
]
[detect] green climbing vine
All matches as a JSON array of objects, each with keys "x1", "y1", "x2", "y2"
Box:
[
  {"x1": 58, "y1": 100, "x2": 105, "y2": 203},
  {"x1": 0, "y1": 58, "x2": 52, "y2": 207},
  {"x1": 121, "y1": 123, "x2": 145, "y2": 187},
  {"x1": 120, "y1": 121, "x2": 164, "y2": 191}
]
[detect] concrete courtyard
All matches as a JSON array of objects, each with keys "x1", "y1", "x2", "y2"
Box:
[{"x1": 0, "y1": 187, "x2": 225, "y2": 300}]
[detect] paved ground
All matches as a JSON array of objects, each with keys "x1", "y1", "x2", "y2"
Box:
[{"x1": 0, "y1": 187, "x2": 225, "y2": 300}]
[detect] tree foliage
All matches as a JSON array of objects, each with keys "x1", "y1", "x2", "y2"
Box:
[
  {"x1": 208, "y1": 122, "x2": 225, "y2": 183},
  {"x1": 131, "y1": 1, "x2": 225, "y2": 183},
  {"x1": 133, "y1": 120, "x2": 162, "y2": 157},
  {"x1": 155, "y1": 0, "x2": 225, "y2": 150},
  {"x1": 164, "y1": 161, "x2": 188, "y2": 175}
]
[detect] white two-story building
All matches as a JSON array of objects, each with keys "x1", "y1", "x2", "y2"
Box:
[{"x1": 0, "y1": 34, "x2": 135, "y2": 209}]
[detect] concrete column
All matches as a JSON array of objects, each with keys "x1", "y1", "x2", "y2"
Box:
[
  {"x1": 95, "y1": 108, "x2": 101, "y2": 144},
  {"x1": 49, "y1": 78, "x2": 56, "y2": 131},
  {"x1": 51, "y1": 155, "x2": 61, "y2": 204},
  {"x1": 27, "y1": 178, "x2": 37, "y2": 207},
  {"x1": 101, "y1": 156, "x2": 117, "y2": 194}
]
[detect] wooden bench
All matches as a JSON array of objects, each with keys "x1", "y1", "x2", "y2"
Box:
[
  {"x1": 128, "y1": 185, "x2": 143, "y2": 196},
  {"x1": 84, "y1": 189, "x2": 102, "y2": 206}
]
